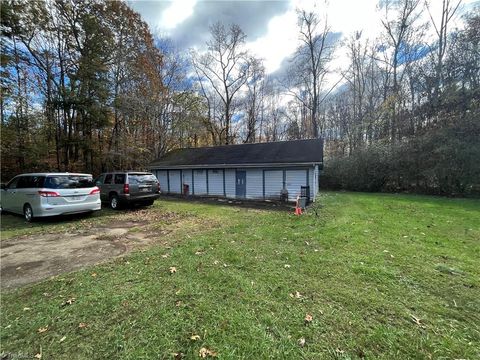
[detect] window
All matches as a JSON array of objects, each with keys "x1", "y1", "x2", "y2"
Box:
[
  {"x1": 128, "y1": 174, "x2": 156, "y2": 184},
  {"x1": 7, "y1": 177, "x2": 20, "y2": 189},
  {"x1": 114, "y1": 174, "x2": 126, "y2": 184},
  {"x1": 17, "y1": 176, "x2": 31, "y2": 189},
  {"x1": 44, "y1": 175, "x2": 94, "y2": 189},
  {"x1": 212, "y1": 170, "x2": 219, "y2": 174},
  {"x1": 104, "y1": 174, "x2": 113, "y2": 184},
  {"x1": 196, "y1": 170, "x2": 203, "y2": 174},
  {"x1": 94, "y1": 174, "x2": 104, "y2": 186}
]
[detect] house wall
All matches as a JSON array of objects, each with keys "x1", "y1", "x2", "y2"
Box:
[
  {"x1": 225, "y1": 169, "x2": 236, "y2": 197},
  {"x1": 156, "y1": 171, "x2": 169, "y2": 193},
  {"x1": 193, "y1": 169, "x2": 207, "y2": 195},
  {"x1": 208, "y1": 169, "x2": 224, "y2": 196},
  {"x1": 168, "y1": 170, "x2": 181, "y2": 193},
  {"x1": 245, "y1": 169, "x2": 263, "y2": 199},
  {"x1": 182, "y1": 170, "x2": 192, "y2": 195},
  {"x1": 153, "y1": 165, "x2": 318, "y2": 201},
  {"x1": 264, "y1": 170, "x2": 283, "y2": 199}
]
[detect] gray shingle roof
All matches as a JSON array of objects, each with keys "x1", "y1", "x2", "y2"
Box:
[{"x1": 150, "y1": 139, "x2": 323, "y2": 168}]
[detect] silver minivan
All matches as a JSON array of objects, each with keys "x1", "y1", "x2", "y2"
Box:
[{"x1": 0, "y1": 173, "x2": 101, "y2": 222}]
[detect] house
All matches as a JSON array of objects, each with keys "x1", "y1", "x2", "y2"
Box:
[{"x1": 149, "y1": 138, "x2": 323, "y2": 202}]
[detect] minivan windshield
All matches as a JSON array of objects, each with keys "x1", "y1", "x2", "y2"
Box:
[
  {"x1": 128, "y1": 174, "x2": 157, "y2": 184},
  {"x1": 44, "y1": 175, "x2": 94, "y2": 189}
]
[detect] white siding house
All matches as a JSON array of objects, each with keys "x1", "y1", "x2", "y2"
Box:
[{"x1": 150, "y1": 139, "x2": 323, "y2": 202}]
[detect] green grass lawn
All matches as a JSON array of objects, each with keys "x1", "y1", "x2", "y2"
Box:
[{"x1": 1, "y1": 192, "x2": 479, "y2": 359}]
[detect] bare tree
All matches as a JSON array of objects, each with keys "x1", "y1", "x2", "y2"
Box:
[
  {"x1": 294, "y1": 9, "x2": 333, "y2": 138},
  {"x1": 243, "y1": 57, "x2": 265, "y2": 143},
  {"x1": 191, "y1": 22, "x2": 251, "y2": 144},
  {"x1": 380, "y1": 0, "x2": 422, "y2": 143},
  {"x1": 425, "y1": 0, "x2": 462, "y2": 101}
]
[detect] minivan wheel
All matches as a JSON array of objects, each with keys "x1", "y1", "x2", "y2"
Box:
[
  {"x1": 110, "y1": 195, "x2": 120, "y2": 210},
  {"x1": 24, "y1": 204, "x2": 33, "y2": 222}
]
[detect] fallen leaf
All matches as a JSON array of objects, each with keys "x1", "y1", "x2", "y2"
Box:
[
  {"x1": 61, "y1": 298, "x2": 76, "y2": 307},
  {"x1": 410, "y1": 314, "x2": 425, "y2": 327},
  {"x1": 298, "y1": 337, "x2": 306, "y2": 347},
  {"x1": 173, "y1": 352, "x2": 184, "y2": 359},
  {"x1": 169, "y1": 267, "x2": 177, "y2": 274},
  {"x1": 213, "y1": 260, "x2": 219, "y2": 265},
  {"x1": 190, "y1": 334, "x2": 201, "y2": 341},
  {"x1": 91, "y1": 273, "x2": 97, "y2": 277},
  {"x1": 195, "y1": 251, "x2": 204, "y2": 255},
  {"x1": 289, "y1": 291, "x2": 303, "y2": 299},
  {"x1": 23, "y1": 307, "x2": 31, "y2": 311},
  {"x1": 304, "y1": 314, "x2": 313, "y2": 324},
  {"x1": 59, "y1": 336, "x2": 66, "y2": 342},
  {"x1": 199, "y1": 347, "x2": 217, "y2": 358},
  {"x1": 284, "y1": 264, "x2": 291, "y2": 268},
  {"x1": 38, "y1": 326, "x2": 49, "y2": 333},
  {"x1": 78, "y1": 323, "x2": 87, "y2": 328},
  {"x1": 175, "y1": 300, "x2": 182, "y2": 307},
  {"x1": 34, "y1": 354, "x2": 42, "y2": 359},
  {"x1": 162, "y1": 254, "x2": 170, "y2": 258}
]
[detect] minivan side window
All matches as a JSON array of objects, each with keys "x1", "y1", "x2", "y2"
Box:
[
  {"x1": 31, "y1": 176, "x2": 45, "y2": 188},
  {"x1": 16, "y1": 176, "x2": 30, "y2": 189},
  {"x1": 7, "y1": 177, "x2": 20, "y2": 189},
  {"x1": 104, "y1": 174, "x2": 113, "y2": 184}
]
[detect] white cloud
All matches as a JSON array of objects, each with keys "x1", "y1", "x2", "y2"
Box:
[
  {"x1": 247, "y1": 7, "x2": 298, "y2": 73},
  {"x1": 159, "y1": 0, "x2": 197, "y2": 30}
]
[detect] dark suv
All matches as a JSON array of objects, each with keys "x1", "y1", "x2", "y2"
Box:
[{"x1": 95, "y1": 172, "x2": 160, "y2": 209}]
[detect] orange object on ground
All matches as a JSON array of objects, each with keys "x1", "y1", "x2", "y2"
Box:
[{"x1": 294, "y1": 196, "x2": 303, "y2": 215}]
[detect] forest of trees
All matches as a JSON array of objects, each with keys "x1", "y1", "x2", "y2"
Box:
[{"x1": 1, "y1": 0, "x2": 479, "y2": 195}]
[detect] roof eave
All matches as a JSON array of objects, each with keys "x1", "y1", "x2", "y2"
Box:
[{"x1": 149, "y1": 162, "x2": 323, "y2": 170}]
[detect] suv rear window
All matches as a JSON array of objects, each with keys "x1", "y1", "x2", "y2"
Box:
[
  {"x1": 128, "y1": 174, "x2": 157, "y2": 184},
  {"x1": 44, "y1": 175, "x2": 94, "y2": 189}
]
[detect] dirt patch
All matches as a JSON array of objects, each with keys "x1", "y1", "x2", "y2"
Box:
[
  {"x1": 160, "y1": 194, "x2": 294, "y2": 212},
  {"x1": 0, "y1": 211, "x2": 186, "y2": 290}
]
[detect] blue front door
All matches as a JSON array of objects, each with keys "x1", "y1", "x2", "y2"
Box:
[{"x1": 235, "y1": 171, "x2": 246, "y2": 198}]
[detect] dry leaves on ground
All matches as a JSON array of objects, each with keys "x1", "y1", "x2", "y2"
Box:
[
  {"x1": 199, "y1": 347, "x2": 217, "y2": 358},
  {"x1": 289, "y1": 291, "x2": 303, "y2": 299},
  {"x1": 78, "y1": 323, "x2": 87, "y2": 328},
  {"x1": 410, "y1": 314, "x2": 426, "y2": 328},
  {"x1": 190, "y1": 334, "x2": 201, "y2": 341},
  {"x1": 37, "y1": 326, "x2": 49, "y2": 333},
  {"x1": 304, "y1": 314, "x2": 313, "y2": 324},
  {"x1": 169, "y1": 266, "x2": 177, "y2": 274},
  {"x1": 60, "y1": 297, "x2": 76, "y2": 307},
  {"x1": 298, "y1": 337, "x2": 306, "y2": 347}
]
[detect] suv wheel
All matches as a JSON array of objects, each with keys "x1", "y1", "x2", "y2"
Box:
[
  {"x1": 110, "y1": 194, "x2": 120, "y2": 210},
  {"x1": 24, "y1": 204, "x2": 34, "y2": 222}
]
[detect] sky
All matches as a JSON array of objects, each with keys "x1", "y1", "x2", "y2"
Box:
[{"x1": 129, "y1": 0, "x2": 479, "y2": 81}]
